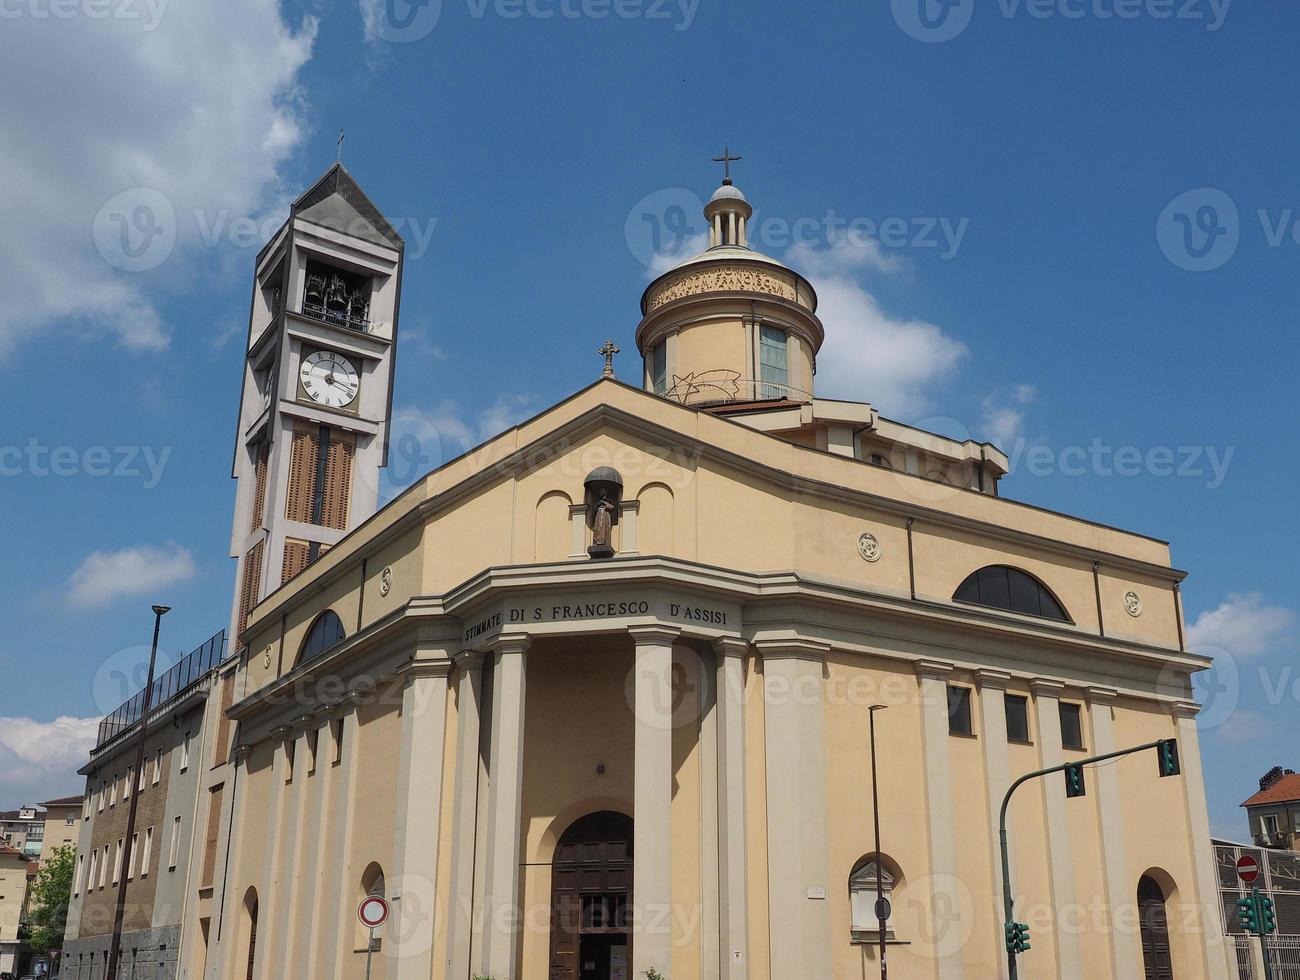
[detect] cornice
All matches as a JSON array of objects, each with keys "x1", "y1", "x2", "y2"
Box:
[
  {"x1": 1029, "y1": 679, "x2": 1066, "y2": 697},
  {"x1": 712, "y1": 636, "x2": 750, "y2": 659},
  {"x1": 915, "y1": 660, "x2": 955, "y2": 680},
  {"x1": 1086, "y1": 686, "x2": 1119, "y2": 706},
  {"x1": 627, "y1": 625, "x2": 683, "y2": 647},
  {"x1": 753, "y1": 636, "x2": 831, "y2": 662},
  {"x1": 487, "y1": 633, "x2": 531, "y2": 657},
  {"x1": 974, "y1": 669, "x2": 1012, "y2": 690},
  {"x1": 1169, "y1": 700, "x2": 1200, "y2": 720}
]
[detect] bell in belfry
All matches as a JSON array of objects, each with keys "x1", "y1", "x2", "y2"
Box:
[{"x1": 325, "y1": 274, "x2": 349, "y2": 312}]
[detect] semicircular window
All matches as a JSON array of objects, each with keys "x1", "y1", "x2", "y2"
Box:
[
  {"x1": 953, "y1": 566, "x2": 1070, "y2": 623},
  {"x1": 298, "y1": 610, "x2": 347, "y2": 665}
]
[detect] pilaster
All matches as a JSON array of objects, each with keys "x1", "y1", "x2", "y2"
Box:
[
  {"x1": 1029, "y1": 678, "x2": 1080, "y2": 980},
  {"x1": 976, "y1": 668, "x2": 1013, "y2": 980},
  {"x1": 447, "y1": 650, "x2": 487, "y2": 980},
  {"x1": 714, "y1": 637, "x2": 750, "y2": 980},
  {"x1": 756, "y1": 637, "x2": 832, "y2": 980},
  {"x1": 1086, "y1": 686, "x2": 1136, "y2": 979}
]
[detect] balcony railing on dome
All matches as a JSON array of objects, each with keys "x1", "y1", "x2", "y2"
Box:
[{"x1": 94, "y1": 629, "x2": 229, "y2": 750}]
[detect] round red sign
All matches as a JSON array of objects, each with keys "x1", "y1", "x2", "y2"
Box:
[
  {"x1": 1237, "y1": 855, "x2": 1260, "y2": 883},
  {"x1": 358, "y1": 896, "x2": 390, "y2": 929}
]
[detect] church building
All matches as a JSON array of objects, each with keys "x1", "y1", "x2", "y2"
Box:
[{"x1": 146, "y1": 163, "x2": 1232, "y2": 979}]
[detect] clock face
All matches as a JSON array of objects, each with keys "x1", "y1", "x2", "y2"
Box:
[{"x1": 300, "y1": 350, "x2": 359, "y2": 408}]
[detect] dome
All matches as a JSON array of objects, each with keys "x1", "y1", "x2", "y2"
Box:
[
  {"x1": 584, "y1": 467, "x2": 623, "y2": 490},
  {"x1": 710, "y1": 182, "x2": 748, "y2": 205}
]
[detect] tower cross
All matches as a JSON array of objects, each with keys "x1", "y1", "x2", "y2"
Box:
[
  {"x1": 712, "y1": 145, "x2": 742, "y2": 185},
  {"x1": 337, "y1": 129, "x2": 346, "y2": 163},
  {"x1": 598, "y1": 339, "x2": 620, "y2": 379}
]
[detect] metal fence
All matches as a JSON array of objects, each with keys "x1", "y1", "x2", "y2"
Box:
[
  {"x1": 94, "y1": 629, "x2": 228, "y2": 748},
  {"x1": 1233, "y1": 936, "x2": 1300, "y2": 979},
  {"x1": 1220, "y1": 842, "x2": 1300, "y2": 979}
]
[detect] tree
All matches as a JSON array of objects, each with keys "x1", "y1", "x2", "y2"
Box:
[{"x1": 25, "y1": 844, "x2": 75, "y2": 955}]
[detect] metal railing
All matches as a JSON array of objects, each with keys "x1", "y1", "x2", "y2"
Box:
[
  {"x1": 1258, "y1": 831, "x2": 1295, "y2": 850},
  {"x1": 1235, "y1": 936, "x2": 1300, "y2": 979},
  {"x1": 300, "y1": 301, "x2": 371, "y2": 333},
  {"x1": 94, "y1": 629, "x2": 229, "y2": 749}
]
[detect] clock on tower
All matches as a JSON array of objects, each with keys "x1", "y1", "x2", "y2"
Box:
[{"x1": 227, "y1": 163, "x2": 405, "y2": 649}]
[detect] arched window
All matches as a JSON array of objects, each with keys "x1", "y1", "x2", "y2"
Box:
[
  {"x1": 849, "y1": 855, "x2": 900, "y2": 943},
  {"x1": 241, "y1": 888, "x2": 259, "y2": 980},
  {"x1": 356, "y1": 863, "x2": 387, "y2": 951},
  {"x1": 953, "y1": 566, "x2": 1071, "y2": 622},
  {"x1": 298, "y1": 610, "x2": 346, "y2": 666}
]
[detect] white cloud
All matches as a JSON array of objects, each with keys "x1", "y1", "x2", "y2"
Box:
[
  {"x1": 981, "y1": 384, "x2": 1038, "y2": 448},
  {"x1": 0, "y1": 716, "x2": 98, "y2": 807},
  {"x1": 647, "y1": 231, "x2": 709, "y2": 278},
  {"x1": 0, "y1": 2, "x2": 318, "y2": 354},
  {"x1": 1188, "y1": 594, "x2": 1298, "y2": 658},
  {"x1": 66, "y1": 542, "x2": 197, "y2": 610},
  {"x1": 785, "y1": 242, "x2": 967, "y2": 416}
]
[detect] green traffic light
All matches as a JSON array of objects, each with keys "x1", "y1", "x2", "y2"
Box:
[
  {"x1": 1065, "y1": 764, "x2": 1086, "y2": 798},
  {"x1": 1157, "y1": 738, "x2": 1181, "y2": 777}
]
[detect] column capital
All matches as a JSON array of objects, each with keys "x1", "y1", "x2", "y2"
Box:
[
  {"x1": 270, "y1": 725, "x2": 293, "y2": 745},
  {"x1": 454, "y1": 649, "x2": 487, "y2": 672},
  {"x1": 232, "y1": 743, "x2": 253, "y2": 762},
  {"x1": 488, "y1": 632, "x2": 531, "y2": 657},
  {"x1": 323, "y1": 689, "x2": 364, "y2": 717},
  {"x1": 628, "y1": 625, "x2": 681, "y2": 647},
  {"x1": 712, "y1": 635, "x2": 750, "y2": 660},
  {"x1": 753, "y1": 637, "x2": 830, "y2": 662},
  {"x1": 1086, "y1": 686, "x2": 1119, "y2": 706},
  {"x1": 397, "y1": 656, "x2": 455, "y2": 681},
  {"x1": 1029, "y1": 678, "x2": 1066, "y2": 697},
  {"x1": 914, "y1": 659, "x2": 954, "y2": 680},
  {"x1": 974, "y1": 668, "x2": 1012, "y2": 690},
  {"x1": 290, "y1": 713, "x2": 316, "y2": 733},
  {"x1": 1169, "y1": 700, "x2": 1200, "y2": 720}
]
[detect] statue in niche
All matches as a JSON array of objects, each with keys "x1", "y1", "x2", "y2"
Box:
[{"x1": 584, "y1": 466, "x2": 623, "y2": 560}]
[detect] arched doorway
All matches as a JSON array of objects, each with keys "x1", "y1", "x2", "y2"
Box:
[
  {"x1": 549, "y1": 811, "x2": 633, "y2": 980},
  {"x1": 1138, "y1": 875, "x2": 1174, "y2": 979},
  {"x1": 241, "y1": 888, "x2": 259, "y2": 980}
]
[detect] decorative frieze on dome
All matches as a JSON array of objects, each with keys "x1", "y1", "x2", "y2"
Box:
[{"x1": 646, "y1": 262, "x2": 798, "y2": 312}]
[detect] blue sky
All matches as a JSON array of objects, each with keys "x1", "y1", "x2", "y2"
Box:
[{"x1": 0, "y1": 0, "x2": 1296, "y2": 839}]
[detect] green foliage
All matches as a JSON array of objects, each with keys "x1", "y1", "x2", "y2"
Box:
[
  {"x1": 25, "y1": 843, "x2": 76, "y2": 955},
  {"x1": 645, "y1": 970, "x2": 667, "y2": 980}
]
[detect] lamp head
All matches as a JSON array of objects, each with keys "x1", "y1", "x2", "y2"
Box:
[{"x1": 151, "y1": 604, "x2": 172, "y2": 617}]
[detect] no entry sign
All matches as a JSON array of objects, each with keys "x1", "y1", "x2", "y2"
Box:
[
  {"x1": 358, "y1": 895, "x2": 390, "y2": 929},
  {"x1": 1237, "y1": 855, "x2": 1260, "y2": 884}
]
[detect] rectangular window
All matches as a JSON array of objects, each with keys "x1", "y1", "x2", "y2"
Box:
[
  {"x1": 112, "y1": 839, "x2": 123, "y2": 884},
  {"x1": 947, "y1": 685, "x2": 974, "y2": 736},
  {"x1": 759, "y1": 324, "x2": 789, "y2": 398},
  {"x1": 180, "y1": 730, "x2": 191, "y2": 772},
  {"x1": 1059, "y1": 702, "x2": 1085, "y2": 750},
  {"x1": 124, "y1": 767, "x2": 133, "y2": 799},
  {"x1": 98, "y1": 783, "x2": 105, "y2": 812},
  {"x1": 75, "y1": 853, "x2": 85, "y2": 896},
  {"x1": 128, "y1": 833, "x2": 139, "y2": 880},
  {"x1": 66, "y1": 813, "x2": 76, "y2": 826},
  {"x1": 109, "y1": 777, "x2": 118, "y2": 808},
  {"x1": 141, "y1": 826, "x2": 153, "y2": 878},
  {"x1": 651, "y1": 342, "x2": 667, "y2": 395},
  {"x1": 307, "y1": 727, "x2": 319, "y2": 775},
  {"x1": 1262, "y1": 814, "x2": 1281, "y2": 835},
  {"x1": 86, "y1": 851, "x2": 96, "y2": 892},
  {"x1": 152, "y1": 748, "x2": 162, "y2": 785},
  {"x1": 138, "y1": 763, "x2": 146, "y2": 791},
  {"x1": 1005, "y1": 694, "x2": 1030, "y2": 743},
  {"x1": 99, "y1": 845, "x2": 109, "y2": 888},
  {"x1": 169, "y1": 815, "x2": 182, "y2": 870}
]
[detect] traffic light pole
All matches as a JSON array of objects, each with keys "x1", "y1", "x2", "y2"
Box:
[{"x1": 998, "y1": 739, "x2": 1167, "y2": 980}]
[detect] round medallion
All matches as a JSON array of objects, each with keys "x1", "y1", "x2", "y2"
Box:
[
  {"x1": 379, "y1": 566, "x2": 393, "y2": 597},
  {"x1": 857, "y1": 532, "x2": 882, "y2": 563},
  {"x1": 1124, "y1": 591, "x2": 1143, "y2": 618},
  {"x1": 262, "y1": 646, "x2": 272, "y2": 669}
]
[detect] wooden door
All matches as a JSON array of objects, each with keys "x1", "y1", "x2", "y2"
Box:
[
  {"x1": 1139, "y1": 876, "x2": 1174, "y2": 979},
  {"x1": 550, "y1": 812, "x2": 633, "y2": 980}
]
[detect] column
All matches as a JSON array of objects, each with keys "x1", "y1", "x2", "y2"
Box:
[
  {"x1": 1171, "y1": 701, "x2": 1230, "y2": 980},
  {"x1": 256, "y1": 726, "x2": 295, "y2": 980},
  {"x1": 480, "y1": 634, "x2": 530, "y2": 980},
  {"x1": 714, "y1": 637, "x2": 750, "y2": 980},
  {"x1": 628, "y1": 626, "x2": 679, "y2": 978},
  {"x1": 446, "y1": 651, "x2": 486, "y2": 980},
  {"x1": 915, "y1": 661, "x2": 965, "y2": 980},
  {"x1": 757, "y1": 638, "x2": 831, "y2": 980},
  {"x1": 1086, "y1": 687, "x2": 1139, "y2": 979},
  {"x1": 278, "y1": 714, "x2": 321, "y2": 978},
  {"x1": 327, "y1": 700, "x2": 364, "y2": 977},
  {"x1": 1030, "y1": 679, "x2": 1081, "y2": 980},
  {"x1": 392, "y1": 655, "x2": 454, "y2": 980},
  {"x1": 304, "y1": 700, "x2": 355, "y2": 979},
  {"x1": 976, "y1": 669, "x2": 1013, "y2": 980}
]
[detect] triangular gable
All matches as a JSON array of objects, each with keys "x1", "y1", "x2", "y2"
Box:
[{"x1": 293, "y1": 163, "x2": 403, "y2": 249}]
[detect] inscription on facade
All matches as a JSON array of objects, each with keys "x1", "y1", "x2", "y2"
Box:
[{"x1": 462, "y1": 594, "x2": 735, "y2": 645}]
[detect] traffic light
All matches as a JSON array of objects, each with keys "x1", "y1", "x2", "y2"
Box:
[
  {"x1": 1157, "y1": 738, "x2": 1181, "y2": 777},
  {"x1": 1004, "y1": 921, "x2": 1031, "y2": 954},
  {"x1": 1065, "y1": 763, "x2": 1087, "y2": 798},
  {"x1": 1261, "y1": 894, "x2": 1277, "y2": 935},
  {"x1": 1238, "y1": 895, "x2": 1261, "y2": 935}
]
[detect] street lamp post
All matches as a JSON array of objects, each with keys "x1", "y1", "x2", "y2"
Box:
[
  {"x1": 868, "y1": 703, "x2": 889, "y2": 980},
  {"x1": 105, "y1": 603, "x2": 170, "y2": 980}
]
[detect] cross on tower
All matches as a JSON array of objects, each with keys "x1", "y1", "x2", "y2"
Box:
[
  {"x1": 712, "y1": 145, "x2": 742, "y2": 185},
  {"x1": 598, "y1": 339, "x2": 620, "y2": 379},
  {"x1": 337, "y1": 129, "x2": 346, "y2": 163}
]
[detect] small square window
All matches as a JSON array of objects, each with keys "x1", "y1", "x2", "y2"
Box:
[
  {"x1": 947, "y1": 686, "x2": 974, "y2": 736},
  {"x1": 1059, "y1": 703, "x2": 1085, "y2": 751},
  {"x1": 1005, "y1": 695, "x2": 1030, "y2": 743}
]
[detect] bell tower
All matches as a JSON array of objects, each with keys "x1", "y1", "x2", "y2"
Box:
[{"x1": 227, "y1": 163, "x2": 405, "y2": 649}]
